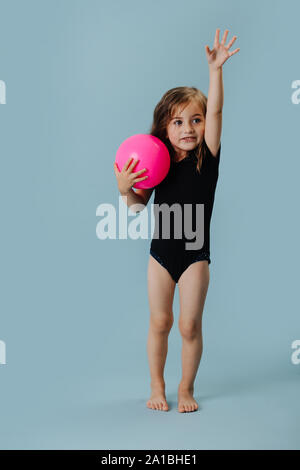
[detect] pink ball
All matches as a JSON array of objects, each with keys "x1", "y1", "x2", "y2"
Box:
[{"x1": 115, "y1": 134, "x2": 170, "y2": 189}]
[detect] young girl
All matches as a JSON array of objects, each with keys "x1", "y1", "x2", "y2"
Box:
[{"x1": 114, "y1": 29, "x2": 239, "y2": 412}]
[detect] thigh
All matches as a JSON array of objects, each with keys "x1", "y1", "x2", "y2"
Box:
[
  {"x1": 178, "y1": 260, "x2": 210, "y2": 327},
  {"x1": 147, "y1": 255, "x2": 176, "y2": 317}
]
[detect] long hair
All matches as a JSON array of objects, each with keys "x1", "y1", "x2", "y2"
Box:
[{"x1": 149, "y1": 86, "x2": 208, "y2": 174}]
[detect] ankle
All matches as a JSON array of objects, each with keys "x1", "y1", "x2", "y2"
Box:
[
  {"x1": 150, "y1": 379, "x2": 165, "y2": 389},
  {"x1": 178, "y1": 382, "x2": 194, "y2": 393}
]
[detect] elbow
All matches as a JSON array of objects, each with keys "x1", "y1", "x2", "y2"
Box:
[{"x1": 132, "y1": 201, "x2": 147, "y2": 214}]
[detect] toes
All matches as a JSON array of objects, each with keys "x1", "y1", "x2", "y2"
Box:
[
  {"x1": 178, "y1": 398, "x2": 198, "y2": 412},
  {"x1": 147, "y1": 398, "x2": 169, "y2": 411},
  {"x1": 161, "y1": 401, "x2": 169, "y2": 411},
  {"x1": 146, "y1": 400, "x2": 169, "y2": 411}
]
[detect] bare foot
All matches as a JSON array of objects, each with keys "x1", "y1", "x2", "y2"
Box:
[
  {"x1": 177, "y1": 385, "x2": 198, "y2": 413},
  {"x1": 146, "y1": 382, "x2": 169, "y2": 411}
]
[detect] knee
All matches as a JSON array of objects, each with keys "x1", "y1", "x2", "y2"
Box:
[
  {"x1": 178, "y1": 319, "x2": 201, "y2": 340},
  {"x1": 150, "y1": 313, "x2": 174, "y2": 334}
]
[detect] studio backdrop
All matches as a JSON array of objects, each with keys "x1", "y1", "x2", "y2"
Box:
[{"x1": 0, "y1": 0, "x2": 299, "y2": 450}]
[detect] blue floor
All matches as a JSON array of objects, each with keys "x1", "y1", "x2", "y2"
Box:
[{"x1": 1, "y1": 358, "x2": 299, "y2": 449}]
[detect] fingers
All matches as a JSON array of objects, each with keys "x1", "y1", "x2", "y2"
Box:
[
  {"x1": 133, "y1": 168, "x2": 148, "y2": 183},
  {"x1": 226, "y1": 35, "x2": 237, "y2": 50},
  {"x1": 221, "y1": 29, "x2": 229, "y2": 45},
  {"x1": 214, "y1": 28, "x2": 238, "y2": 50},
  {"x1": 113, "y1": 157, "x2": 137, "y2": 174},
  {"x1": 133, "y1": 175, "x2": 149, "y2": 183},
  {"x1": 119, "y1": 156, "x2": 135, "y2": 172},
  {"x1": 128, "y1": 158, "x2": 139, "y2": 172},
  {"x1": 133, "y1": 168, "x2": 148, "y2": 176},
  {"x1": 113, "y1": 162, "x2": 120, "y2": 174},
  {"x1": 114, "y1": 158, "x2": 148, "y2": 178},
  {"x1": 229, "y1": 48, "x2": 240, "y2": 57},
  {"x1": 214, "y1": 28, "x2": 220, "y2": 48}
]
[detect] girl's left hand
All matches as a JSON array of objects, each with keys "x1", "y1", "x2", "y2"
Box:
[{"x1": 205, "y1": 28, "x2": 240, "y2": 70}]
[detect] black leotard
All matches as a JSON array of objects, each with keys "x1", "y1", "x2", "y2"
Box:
[{"x1": 150, "y1": 139, "x2": 221, "y2": 283}]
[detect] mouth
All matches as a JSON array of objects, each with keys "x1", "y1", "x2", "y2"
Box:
[{"x1": 181, "y1": 137, "x2": 196, "y2": 142}]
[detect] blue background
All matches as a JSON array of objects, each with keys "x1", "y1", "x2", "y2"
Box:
[{"x1": 0, "y1": 0, "x2": 299, "y2": 449}]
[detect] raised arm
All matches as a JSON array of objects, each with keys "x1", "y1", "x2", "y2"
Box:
[{"x1": 204, "y1": 28, "x2": 240, "y2": 157}]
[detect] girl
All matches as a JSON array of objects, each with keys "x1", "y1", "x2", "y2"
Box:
[{"x1": 114, "y1": 29, "x2": 240, "y2": 412}]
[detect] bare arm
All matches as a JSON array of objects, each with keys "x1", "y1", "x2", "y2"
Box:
[
  {"x1": 121, "y1": 187, "x2": 154, "y2": 214},
  {"x1": 204, "y1": 67, "x2": 223, "y2": 157},
  {"x1": 121, "y1": 188, "x2": 146, "y2": 213},
  {"x1": 134, "y1": 187, "x2": 154, "y2": 206},
  {"x1": 204, "y1": 28, "x2": 240, "y2": 156}
]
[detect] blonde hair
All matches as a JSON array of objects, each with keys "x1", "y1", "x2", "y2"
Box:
[{"x1": 149, "y1": 86, "x2": 208, "y2": 174}]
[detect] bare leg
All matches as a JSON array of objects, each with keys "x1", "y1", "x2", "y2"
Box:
[
  {"x1": 146, "y1": 255, "x2": 176, "y2": 411},
  {"x1": 177, "y1": 260, "x2": 210, "y2": 412}
]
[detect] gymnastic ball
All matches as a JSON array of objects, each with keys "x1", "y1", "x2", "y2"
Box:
[{"x1": 115, "y1": 134, "x2": 170, "y2": 189}]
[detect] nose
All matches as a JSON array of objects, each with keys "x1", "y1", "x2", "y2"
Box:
[{"x1": 183, "y1": 124, "x2": 194, "y2": 134}]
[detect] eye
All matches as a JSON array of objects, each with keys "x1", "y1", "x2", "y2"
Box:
[{"x1": 174, "y1": 118, "x2": 201, "y2": 125}]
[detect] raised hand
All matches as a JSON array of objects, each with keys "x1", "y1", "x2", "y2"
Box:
[{"x1": 205, "y1": 28, "x2": 240, "y2": 70}]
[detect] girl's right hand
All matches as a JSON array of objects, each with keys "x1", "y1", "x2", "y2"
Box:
[{"x1": 113, "y1": 157, "x2": 148, "y2": 195}]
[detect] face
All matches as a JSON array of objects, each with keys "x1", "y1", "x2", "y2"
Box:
[{"x1": 166, "y1": 101, "x2": 205, "y2": 159}]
